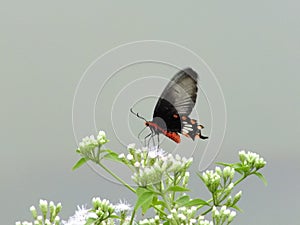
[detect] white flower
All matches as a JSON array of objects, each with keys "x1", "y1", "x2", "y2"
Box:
[
  {"x1": 118, "y1": 153, "x2": 125, "y2": 159},
  {"x1": 178, "y1": 213, "x2": 186, "y2": 220},
  {"x1": 190, "y1": 218, "x2": 197, "y2": 224},
  {"x1": 167, "y1": 214, "x2": 173, "y2": 219},
  {"x1": 134, "y1": 162, "x2": 140, "y2": 167},
  {"x1": 114, "y1": 200, "x2": 132, "y2": 212},
  {"x1": 62, "y1": 205, "x2": 96, "y2": 225},
  {"x1": 228, "y1": 211, "x2": 236, "y2": 222},
  {"x1": 148, "y1": 150, "x2": 157, "y2": 159},
  {"x1": 148, "y1": 146, "x2": 166, "y2": 159},
  {"x1": 127, "y1": 143, "x2": 136, "y2": 150},
  {"x1": 97, "y1": 131, "x2": 106, "y2": 139},
  {"x1": 39, "y1": 199, "x2": 48, "y2": 207},
  {"x1": 127, "y1": 154, "x2": 134, "y2": 160},
  {"x1": 227, "y1": 183, "x2": 234, "y2": 191},
  {"x1": 239, "y1": 150, "x2": 266, "y2": 169}
]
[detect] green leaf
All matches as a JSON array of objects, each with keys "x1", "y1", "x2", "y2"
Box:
[
  {"x1": 85, "y1": 217, "x2": 97, "y2": 225},
  {"x1": 152, "y1": 197, "x2": 167, "y2": 208},
  {"x1": 182, "y1": 198, "x2": 209, "y2": 207},
  {"x1": 254, "y1": 172, "x2": 268, "y2": 186},
  {"x1": 72, "y1": 158, "x2": 87, "y2": 170},
  {"x1": 167, "y1": 186, "x2": 190, "y2": 192},
  {"x1": 216, "y1": 162, "x2": 232, "y2": 167},
  {"x1": 103, "y1": 151, "x2": 122, "y2": 162},
  {"x1": 136, "y1": 187, "x2": 149, "y2": 196},
  {"x1": 110, "y1": 215, "x2": 120, "y2": 219},
  {"x1": 175, "y1": 195, "x2": 190, "y2": 206},
  {"x1": 235, "y1": 165, "x2": 250, "y2": 174},
  {"x1": 99, "y1": 149, "x2": 114, "y2": 154},
  {"x1": 231, "y1": 204, "x2": 243, "y2": 212},
  {"x1": 134, "y1": 191, "x2": 154, "y2": 214}
]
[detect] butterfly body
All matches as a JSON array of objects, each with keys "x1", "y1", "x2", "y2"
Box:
[
  {"x1": 133, "y1": 67, "x2": 208, "y2": 145},
  {"x1": 145, "y1": 121, "x2": 181, "y2": 143}
]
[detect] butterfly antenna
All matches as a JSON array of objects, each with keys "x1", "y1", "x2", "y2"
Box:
[{"x1": 130, "y1": 108, "x2": 147, "y2": 121}]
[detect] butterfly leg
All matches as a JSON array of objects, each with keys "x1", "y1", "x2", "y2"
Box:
[
  {"x1": 138, "y1": 126, "x2": 147, "y2": 140},
  {"x1": 157, "y1": 134, "x2": 160, "y2": 147},
  {"x1": 147, "y1": 132, "x2": 156, "y2": 147},
  {"x1": 144, "y1": 132, "x2": 152, "y2": 147}
]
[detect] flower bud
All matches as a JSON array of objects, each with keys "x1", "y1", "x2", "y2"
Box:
[
  {"x1": 30, "y1": 206, "x2": 37, "y2": 219},
  {"x1": 215, "y1": 167, "x2": 222, "y2": 176},
  {"x1": 233, "y1": 191, "x2": 242, "y2": 205},
  {"x1": 39, "y1": 200, "x2": 48, "y2": 219},
  {"x1": 228, "y1": 211, "x2": 236, "y2": 223}
]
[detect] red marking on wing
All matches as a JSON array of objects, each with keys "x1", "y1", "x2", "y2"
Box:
[
  {"x1": 147, "y1": 122, "x2": 181, "y2": 143},
  {"x1": 163, "y1": 131, "x2": 181, "y2": 143}
]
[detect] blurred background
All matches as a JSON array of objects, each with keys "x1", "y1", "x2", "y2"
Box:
[{"x1": 1, "y1": 1, "x2": 299, "y2": 224}]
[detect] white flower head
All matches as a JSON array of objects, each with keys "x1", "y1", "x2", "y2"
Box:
[
  {"x1": 148, "y1": 146, "x2": 166, "y2": 159},
  {"x1": 127, "y1": 143, "x2": 136, "y2": 150},
  {"x1": 127, "y1": 154, "x2": 134, "y2": 161},
  {"x1": 134, "y1": 162, "x2": 140, "y2": 167},
  {"x1": 63, "y1": 205, "x2": 96, "y2": 225},
  {"x1": 118, "y1": 153, "x2": 125, "y2": 159},
  {"x1": 114, "y1": 200, "x2": 132, "y2": 213}
]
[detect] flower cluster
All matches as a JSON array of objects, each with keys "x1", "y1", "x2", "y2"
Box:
[
  {"x1": 16, "y1": 200, "x2": 62, "y2": 225},
  {"x1": 239, "y1": 150, "x2": 266, "y2": 170},
  {"x1": 212, "y1": 206, "x2": 236, "y2": 225},
  {"x1": 76, "y1": 131, "x2": 109, "y2": 163},
  {"x1": 89, "y1": 197, "x2": 116, "y2": 225},
  {"x1": 201, "y1": 166, "x2": 235, "y2": 193},
  {"x1": 17, "y1": 130, "x2": 267, "y2": 225},
  {"x1": 77, "y1": 131, "x2": 108, "y2": 153},
  {"x1": 138, "y1": 206, "x2": 213, "y2": 225},
  {"x1": 166, "y1": 206, "x2": 213, "y2": 225},
  {"x1": 119, "y1": 145, "x2": 193, "y2": 187},
  {"x1": 200, "y1": 165, "x2": 242, "y2": 216},
  {"x1": 139, "y1": 216, "x2": 160, "y2": 225}
]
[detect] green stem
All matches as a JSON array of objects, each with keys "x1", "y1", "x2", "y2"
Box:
[
  {"x1": 201, "y1": 207, "x2": 213, "y2": 216},
  {"x1": 99, "y1": 162, "x2": 136, "y2": 193},
  {"x1": 96, "y1": 146, "x2": 101, "y2": 162},
  {"x1": 171, "y1": 173, "x2": 177, "y2": 204},
  {"x1": 161, "y1": 192, "x2": 172, "y2": 212},
  {"x1": 130, "y1": 209, "x2": 136, "y2": 225},
  {"x1": 234, "y1": 174, "x2": 247, "y2": 186}
]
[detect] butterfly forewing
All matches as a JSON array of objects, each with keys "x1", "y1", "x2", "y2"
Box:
[{"x1": 153, "y1": 68, "x2": 198, "y2": 132}]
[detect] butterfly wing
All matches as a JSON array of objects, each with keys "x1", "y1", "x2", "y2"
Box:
[{"x1": 153, "y1": 68, "x2": 198, "y2": 133}]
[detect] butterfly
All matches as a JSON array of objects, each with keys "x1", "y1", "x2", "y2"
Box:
[{"x1": 131, "y1": 68, "x2": 208, "y2": 146}]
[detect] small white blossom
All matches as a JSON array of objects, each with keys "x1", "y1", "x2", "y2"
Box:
[
  {"x1": 127, "y1": 143, "x2": 136, "y2": 150},
  {"x1": 118, "y1": 153, "x2": 125, "y2": 159},
  {"x1": 228, "y1": 211, "x2": 236, "y2": 222},
  {"x1": 63, "y1": 205, "x2": 95, "y2": 225},
  {"x1": 178, "y1": 213, "x2": 186, "y2": 220},
  {"x1": 134, "y1": 162, "x2": 140, "y2": 167},
  {"x1": 127, "y1": 154, "x2": 134, "y2": 160},
  {"x1": 114, "y1": 200, "x2": 132, "y2": 212},
  {"x1": 167, "y1": 214, "x2": 173, "y2": 219}
]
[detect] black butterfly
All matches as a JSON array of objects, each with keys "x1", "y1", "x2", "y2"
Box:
[{"x1": 131, "y1": 68, "x2": 208, "y2": 145}]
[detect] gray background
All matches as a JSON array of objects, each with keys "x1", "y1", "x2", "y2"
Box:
[{"x1": 1, "y1": 1, "x2": 299, "y2": 224}]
